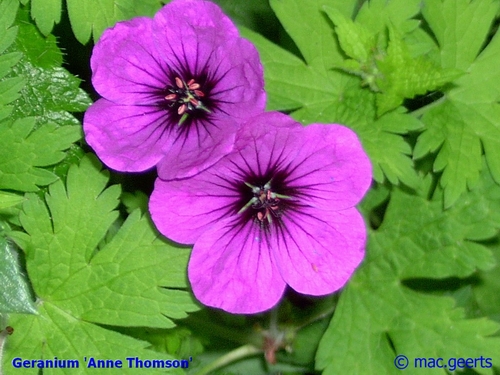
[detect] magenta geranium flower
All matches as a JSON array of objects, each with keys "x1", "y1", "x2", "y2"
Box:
[
  {"x1": 149, "y1": 112, "x2": 372, "y2": 314},
  {"x1": 83, "y1": 0, "x2": 265, "y2": 177}
]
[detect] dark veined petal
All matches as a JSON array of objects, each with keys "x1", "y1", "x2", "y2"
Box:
[
  {"x1": 84, "y1": 99, "x2": 169, "y2": 171},
  {"x1": 152, "y1": 0, "x2": 239, "y2": 75},
  {"x1": 85, "y1": 99, "x2": 237, "y2": 174},
  {"x1": 149, "y1": 111, "x2": 373, "y2": 313},
  {"x1": 150, "y1": 165, "x2": 239, "y2": 244},
  {"x1": 188, "y1": 218, "x2": 286, "y2": 314},
  {"x1": 154, "y1": 113, "x2": 238, "y2": 179},
  {"x1": 91, "y1": 17, "x2": 167, "y2": 105},
  {"x1": 231, "y1": 113, "x2": 372, "y2": 212},
  {"x1": 85, "y1": 0, "x2": 266, "y2": 175},
  {"x1": 152, "y1": 0, "x2": 265, "y2": 124},
  {"x1": 271, "y1": 207, "x2": 366, "y2": 295},
  {"x1": 201, "y1": 37, "x2": 267, "y2": 124},
  {"x1": 150, "y1": 113, "x2": 297, "y2": 243}
]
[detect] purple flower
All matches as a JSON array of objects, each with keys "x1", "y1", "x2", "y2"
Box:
[
  {"x1": 150, "y1": 112, "x2": 372, "y2": 314},
  {"x1": 83, "y1": 0, "x2": 266, "y2": 177}
]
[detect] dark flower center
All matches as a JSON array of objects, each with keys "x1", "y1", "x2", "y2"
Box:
[
  {"x1": 164, "y1": 76, "x2": 210, "y2": 125},
  {"x1": 238, "y1": 180, "x2": 292, "y2": 226}
]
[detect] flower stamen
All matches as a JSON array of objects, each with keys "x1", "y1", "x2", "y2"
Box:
[
  {"x1": 165, "y1": 76, "x2": 212, "y2": 125},
  {"x1": 239, "y1": 180, "x2": 292, "y2": 225}
]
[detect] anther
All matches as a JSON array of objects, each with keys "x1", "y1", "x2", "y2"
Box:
[
  {"x1": 178, "y1": 104, "x2": 187, "y2": 115},
  {"x1": 175, "y1": 77, "x2": 184, "y2": 89}
]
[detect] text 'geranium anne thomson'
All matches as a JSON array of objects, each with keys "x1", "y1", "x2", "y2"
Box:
[
  {"x1": 83, "y1": 0, "x2": 265, "y2": 178},
  {"x1": 150, "y1": 112, "x2": 372, "y2": 313}
]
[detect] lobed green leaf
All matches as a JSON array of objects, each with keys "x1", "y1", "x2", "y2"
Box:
[
  {"x1": 415, "y1": 3, "x2": 500, "y2": 207},
  {"x1": 3, "y1": 155, "x2": 198, "y2": 374},
  {"x1": 422, "y1": 0, "x2": 498, "y2": 70},
  {"x1": 0, "y1": 117, "x2": 81, "y2": 191},
  {"x1": 375, "y1": 26, "x2": 462, "y2": 115},
  {"x1": 0, "y1": 237, "x2": 37, "y2": 314},
  {"x1": 66, "y1": 0, "x2": 165, "y2": 44},
  {"x1": 31, "y1": 0, "x2": 61, "y2": 36},
  {"x1": 317, "y1": 166, "x2": 500, "y2": 374}
]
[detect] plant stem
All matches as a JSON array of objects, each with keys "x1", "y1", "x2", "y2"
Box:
[{"x1": 195, "y1": 344, "x2": 262, "y2": 375}]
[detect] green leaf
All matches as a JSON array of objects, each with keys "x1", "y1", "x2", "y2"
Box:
[
  {"x1": 14, "y1": 7, "x2": 62, "y2": 69},
  {"x1": 323, "y1": 1, "x2": 459, "y2": 116},
  {"x1": 9, "y1": 8, "x2": 91, "y2": 126},
  {"x1": 0, "y1": 117, "x2": 81, "y2": 191},
  {"x1": 322, "y1": 6, "x2": 374, "y2": 63},
  {"x1": 0, "y1": 0, "x2": 19, "y2": 55},
  {"x1": 0, "y1": 0, "x2": 23, "y2": 116},
  {"x1": 5, "y1": 302, "x2": 189, "y2": 375},
  {"x1": 31, "y1": 0, "x2": 61, "y2": 36},
  {"x1": 0, "y1": 192, "x2": 25, "y2": 209},
  {"x1": 66, "y1": 0, "x2": 165, "y2": 44},
  {"x1": 0, "y1": 76, "x2": 23, "y2": 105},
  {"x1": 316, "y1": 167, "x2": 500, "y2": 375},
  {"x1": 415, "y1": 102, "x2": 483, "y2": 208},
  {"x1": 355, "y1": 0, "x2": 421, "y2": 35},
  {"x1": 0, "y1": 52, "x2": 21, "y2": 80},
  {"x1": 0, "y1": 237, "x2": 36, "y2": 314},
  {"x1": 474, "y1": 242, "x2": 500, "y2": 322},
  {"x1": 422, "y1": 0, "x2": 498, "y2": 70},
  {"x1": 375, "y1": 26, "x2": 461, "y2": 115},
  {"x1": 415, "y1": 3, "x2": 500, "y2": 207},
  {"x1": 362, "y1": 109, "x2": 423, "y2": 187},
  {"x1": 3, "y1": 154, "x2": 198, "y2": 373},
  {"x1": 269, "y1": 0, "x2": 358, "y2": 70}
]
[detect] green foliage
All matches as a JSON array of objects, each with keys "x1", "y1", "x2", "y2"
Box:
[
  {"x1": 0, "y1": 117, "x2": 80, "y2": 191},
  {"x1": 414, "y1": 0, "x2": 500, "y2": 207},
  {"x1": 11, "y1": 7, "x2": 91, "y2": 126},
  {"x1": 66, "y1": 0, "x2": 163, "y2": 43},
  {"x1": 241, "y1": 1, "x2": 500, "y2": 373},
  {"x1": 31, "y1": 0, "x2": 61, "y2": 36},
  {"x1": 242, "y1": 0, "x2": 424, "y2": 188},
  {"x1": 324, "y1": 6, "x2": 461, "y2": 116},
  {"x1": 2, "y1": 0, "x2": 500, "y2": 374},
  {"x1": 316, "y1": 167, "x2": 500, "y2": 375},
  {"x1": 25, "y1": 0, "x2": 166, "y2": 44},
  {"x1": 3, "y1": 155, "x2": 198, "y2": 374},
  {"x1": 0, "y1": 5, "x2": 89, "y2": 193},
  {"x1": 0, "y1": 192, "x2": 24, "y2": 210},
  {"x1": 0, "y1": 237, "x2": 36, "y2": 314},
  {"x1": 0, "y1": 0, "x2": 23, "y2": 115},
  {"x1": 474, "y1": 242, "x2": 500, "y2": 322},
  {"x1": 375, "y1": 26, "x2": 461, "y2": 115}
]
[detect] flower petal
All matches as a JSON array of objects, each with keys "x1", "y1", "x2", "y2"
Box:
[
  {"x1": 151, "y1": 152, "x2": 245, "y2": 244},
  {"x1": 188, "y1": 219, "x2": 286, "y2": 314},
  {"x1": 155, "y1": 114, "x2": 238, "y2": 179},
  {"x1": 153, "y1": 1, "x2": 266, "y2": 124},
  {"x1": 232, "y1": 113, "x2": 372, "y2": 210},
  {"x1": 285, "y1": 123, "x2": 372, "y2": 211},
  {"x1": 207, "y1": 37, "x2": 266, "y2": 123},
  {"x1": 84, "y1": 99, "x2": 237, "y2": 175},
  {"x1": 152, "y1": 0, "x2": 238, "y2": 75},
  {"x1": 84, "y1": 99, "x2": 168, "y2": 171},
  {"x1": 91, "y1": 17, "x2": 167, "y2": 105},
  {"x1": 271, "y1": 207, "x2": 366, "y2": 295}
]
